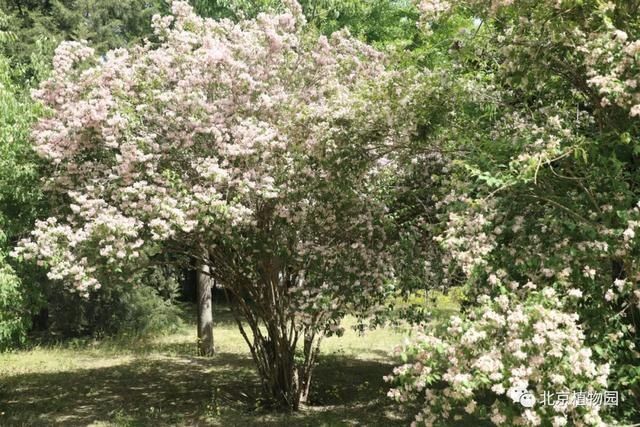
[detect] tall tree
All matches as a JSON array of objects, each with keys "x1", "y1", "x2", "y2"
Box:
[{"x1": 196, "y1": 261, "x2": 214, "y2": 356}]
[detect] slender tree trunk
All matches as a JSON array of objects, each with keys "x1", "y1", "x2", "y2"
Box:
[
  {"x1": 197, "y1": 263, "x2": 215, "y2": 356},
  {"x1": 298, "y1": 334, "x2": 319, "y2": 404}
]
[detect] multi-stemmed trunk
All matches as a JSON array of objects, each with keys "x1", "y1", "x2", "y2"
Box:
[
  {"x1": 218, "y1": 273, "x2": 323, "y2": 411},
  {"x1": 252, "y1": 330, "x2": 321, "y2": 410},
  {"x1": 206, "y1": 205, "x2": 325, "y2": 410}
]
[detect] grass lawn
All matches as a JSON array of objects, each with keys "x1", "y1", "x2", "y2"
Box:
[{"x1": 0, "y1": 297, "x2": 459, "y2": 427}]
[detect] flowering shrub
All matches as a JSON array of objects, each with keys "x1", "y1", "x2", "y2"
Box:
[
  {"x1": 386, "y1": 0, "x2": 640, "y2": 423},
  {"x1": 386, "y1": 291, "x2": 609, "y2": 426},
  {"x1": 12, "y1": 0, "x2": 417, "y2": 409}
]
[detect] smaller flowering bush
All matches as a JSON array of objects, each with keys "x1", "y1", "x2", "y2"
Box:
[
  {"x1": 394, "y1": 0, "x2": 640, "y2": 421},
  {"x1": 386, "y1": 290, "x2": 609, "y2": 426},
  {"x1": 584, "y1": 27, "x2": 640, "y2": 115}
]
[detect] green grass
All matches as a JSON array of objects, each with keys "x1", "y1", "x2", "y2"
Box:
[{"x1": 0, "y1": 303, "x2": 439, "y2": 427}]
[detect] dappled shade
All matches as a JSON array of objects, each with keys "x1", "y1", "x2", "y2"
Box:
[{"x1": 1, "y1": 351, "x2": 406, "y2": 426}]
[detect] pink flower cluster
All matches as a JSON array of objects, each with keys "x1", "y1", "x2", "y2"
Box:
[
  {"x1": 15, "y1": 1, "x2": 417, "y2": 337},
  {"x1": 386, "y1": 292, "x2": 608, "y2": 426}
]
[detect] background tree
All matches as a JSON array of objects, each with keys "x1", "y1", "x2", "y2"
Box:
[
  {"x1": 196, "y1": 261, "x2": 214, "y2": 356},
  {"x1": 0, "y1": 49, "x2": 46, "y2": 349},
  {"x1": 0, "y1": 0, "x2": 167, "y2": 84}
]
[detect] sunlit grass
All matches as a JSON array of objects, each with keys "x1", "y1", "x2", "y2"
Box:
[{"x1": 0, "y1": 294, "x2": 459, "y2": 426}]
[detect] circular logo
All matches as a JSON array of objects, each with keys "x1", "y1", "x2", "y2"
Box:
[
  {"x1": 519, "y1": 392, "x2": 536, "y2": 408},
  {"x1": 507, "y1": 386, "x2": 536, "y2": 408}
]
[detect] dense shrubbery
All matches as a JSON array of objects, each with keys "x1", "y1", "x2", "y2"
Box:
[
  {"x1": 0, "y1": 256, "x2": 28, "y2": 350},
  {"x1": 0, "y1": 45, "x2": 184, "y2": 346},
  {"x1": 44, "y1": 267, "x2": 183, "y2": 338},
  {"x1": 387, "y1": 291, "x2": 610, "y2": 426},
  {"x1": 385, "y1": 0, "x2": 640, "y2": 424},
  {"x1": 0, "y1": 51, "x2": 45, "y2": 349}
]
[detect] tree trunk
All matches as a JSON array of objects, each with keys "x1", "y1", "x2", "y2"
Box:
[
  {"x1": 209, "y1": 245, "x2": 322, "y2": 411},
  {"x1": 197, "y1": 264, "x2": 214, "y2": 356},
  {"x1": 298, "y1": 334, "x2": 318, "y2": 404},
  {"x1": 245, "y1": 326, "x2": 320, "y2": 411},
  {"x1": 263, "y1": 341, "x2": 299, "y2": 410}
]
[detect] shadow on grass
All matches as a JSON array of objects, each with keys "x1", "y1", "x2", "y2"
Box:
[
  {"x1": 310, "y1": 355, "x2": 393, "y2": 406},
  {"x1": 0, "y1": 352, "x2": 255, "y2": 427},
  {"x1": 0, "y1": 351, "x2": 408, "y2": 426},
  {"x1": 1, "y1": 302, "x2": 414, "y2": 426}
]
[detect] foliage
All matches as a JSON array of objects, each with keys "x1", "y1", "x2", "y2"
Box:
[
  {"x1": 386, "y1": 290, "x2": 609, "y2": 426},
  {"x1": 0, "y1": 0, "x2": 168, "y2": 84},
  {"x1": 0, "y1": 8, "x2": 14, "y2": 43},
  {"x1": 1, "y1": 30, "x2": 183, "y2": 346},
  {"x1": 0, "y1": 256, "x2": 28, "y2": 350},
  {"x1": 0, "y1": 51, "x2": 46, "y2": 349},
  {"x1": 0, "y1": 54, "x2": 44, "y2": 245},
  {"x1": 190, "y1": 0, "x2": 421, "y2": 46},
  {"x1": 45, "y1": 266, "x2": 183, "y2": 338},
  {"x1": 387, "y1": 0, "x2": 640, "y2": 424},
  {"x1": 1, "y1": 0, "x2": 420, "y2": 87},
  {"x1": 13, "y1": 0, "x2": 417, "y2": 409},
  {"x1": 300, "y1": 0, "x2": 420, "y2": 46}
]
